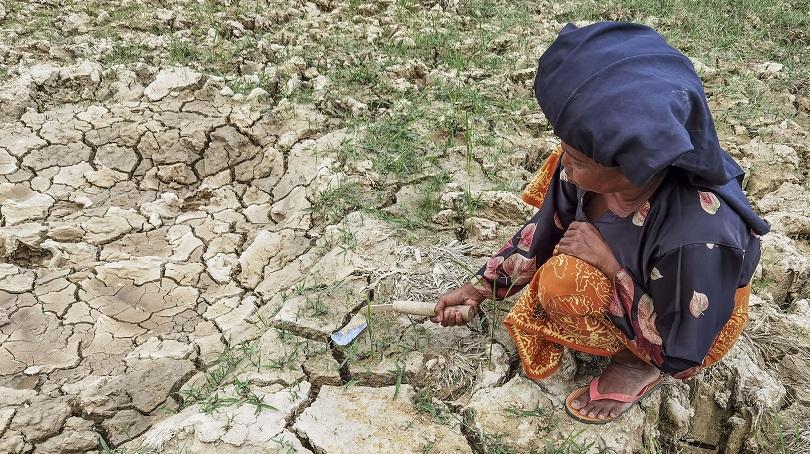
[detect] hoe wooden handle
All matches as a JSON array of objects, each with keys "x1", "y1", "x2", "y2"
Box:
[{"x1": 392, "y1": 301, "x2": 473, "y2": 322}]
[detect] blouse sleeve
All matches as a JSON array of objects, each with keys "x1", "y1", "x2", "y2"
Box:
[
  {"x1": 608, "y1": 243, "x2": 745, "y2": 377},
  {"x1": 470, "y1": 146, "x2": 578, "y2": 300}
]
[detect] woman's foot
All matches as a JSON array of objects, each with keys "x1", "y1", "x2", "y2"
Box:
[{"x1": 569, "y1": 349, "x2": 660, "y2": 420}]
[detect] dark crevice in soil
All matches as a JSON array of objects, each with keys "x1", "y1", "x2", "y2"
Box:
[
  {"x1": 167, "y1": 367, "x2": 202, "y2": 409},
  {"x1": 503, "y1": 348, "x2": 522, "y2": 383},
  {"x1": 292, "y1": 428, "x2": 323, "y2": 454},
  {"x1": 285, "y1": 384, "x2": 322, "y2": 453},
  {"x1": 349, "y1": 372, "x2": 412, "y2": 388},
  {"x1": 780, "y1": 384, "x2": 797, "y2": 410},
  {"x1": 454, "y1": 225, "x2": 468, "y2": 242},
  {"x1": 1, "y1": 240, "x2": 53, "y2": 268},
  {"x1": 329, "y1": 341, "x2": 352, "y2": 384},
  {"x1": 455, "y1": 407, "x2": 485, "y2": 454},
  {"x1": 67, "y1": 398, "x2": 114, "y2": 450},
  {"x1": 680, "y1": 438, "x2": 718, "y2": 450},
  {"x1": 180, "y1": 188, "x2": 213, "y2": 212}
]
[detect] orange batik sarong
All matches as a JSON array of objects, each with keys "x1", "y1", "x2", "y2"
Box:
[{"x1": 503, "y1": 253, "x2": 750, "y2": 379}]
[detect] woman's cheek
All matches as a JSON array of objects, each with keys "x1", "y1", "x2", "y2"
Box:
[{"x1": 567, "y1": 170, "x2": 586, "y2": 189}]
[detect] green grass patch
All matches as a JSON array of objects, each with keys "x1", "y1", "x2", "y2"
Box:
[
  {"x1": 105, "y1": 3, "x2": 149, "y2": 23},
  {"x1": 101, "y1": 41, "x2": 146, "y2": 67},
  {"x1": 333, "y1": 60, "x2": 382, "y2": 89},
  {"x1": 168, "y1": 38, "x2": 202, "y2": 65},
  {"x1": 558, "y1": 0, "x2": 809, "y2": 91},
  {"x1": 359, "y1": 111, "x2": 435, "y2": 176},
  {"x1": 416, "y1": 171, "x2": 452, "y2": 222},
  {"x1": 226, "y1": 72, "x2": 278, "y2": 95},
  {"x1": 559, "y1": 0, "x2": 809, "y2": 56},
  {"x1": 308, "y1": 182, "x2": 371, "y2": 225}
]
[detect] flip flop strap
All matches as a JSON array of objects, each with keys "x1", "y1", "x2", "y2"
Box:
[{"x1": 587, "y1": 376, "x2": 660, "y2": 404}]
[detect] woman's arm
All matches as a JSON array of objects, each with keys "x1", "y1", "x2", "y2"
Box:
[
  {"x1": 469, "y1": 146, "x2": 579, "y2": 300},
  {"x1": 433, "y1": 146, "x2": 578, "y2": 326}
]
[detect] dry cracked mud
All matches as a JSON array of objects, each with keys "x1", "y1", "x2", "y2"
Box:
[{"x1": 0, "y1": 0, "x2": 809, "y2": 453}]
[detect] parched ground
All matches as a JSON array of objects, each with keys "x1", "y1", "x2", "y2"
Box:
[{"x1": 0, "y1": 0, "x2": 808, "y2": 453}]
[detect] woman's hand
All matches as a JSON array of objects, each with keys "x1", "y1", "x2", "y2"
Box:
[
  {"x1": 558, "y1": 221, "x2": 622, "y2": 279},
  {"x1": 431, "y1": 283, "x2": 486, "y2": 327}
]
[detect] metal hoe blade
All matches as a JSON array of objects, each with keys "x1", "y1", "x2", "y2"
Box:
[
  {"x1": 329, "y1": 312, "x2": 368, "y2": 346},
  {"x1": 330, "y1": 323, "x2": 367, "y2": 346}
]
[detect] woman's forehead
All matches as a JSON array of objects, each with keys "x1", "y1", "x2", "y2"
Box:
[
  {"x1": 561, "y1": 142, "x2": 590, "y2": 161},
  {"x1": 561, "y1": 141, "x2": 623, "y2": 172}
]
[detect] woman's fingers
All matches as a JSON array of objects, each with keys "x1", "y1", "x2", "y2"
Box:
[
  {"x1": 439, "y1": 307, "x2": 466, "y2": 326},
  {"x1": 441, "y1": 306, "x2": 453, "y2": 326},
  {"x1": 431, "y1": 296, "x2": 447, "y2": 324},
  {"x1": 558, "y1": 237, "x2": 576, "y2": 251},
  {"x1": 448, "y1": 308, "x2": 460, "y2": 326},
  {"x1": 561, "y1": 227, "x2": 582, "y2": 242},
  {"x1": 433, "y1": 284, "x2": 487, "y2": 326},
  {"x1": 559, "y1": 233, "x2": 585, "y2": 257},
  {"x1": 433, "y1": 293, "x2": 459, "y2": 323}
]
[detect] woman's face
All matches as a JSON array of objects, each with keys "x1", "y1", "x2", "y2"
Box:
[{"x1": 559, "y1": 142, "x2": 636, "y2": 193}]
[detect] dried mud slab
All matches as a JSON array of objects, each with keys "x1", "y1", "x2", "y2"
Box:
[{"x1": 293, "y1": 385, "x2": 472, "y2": 454}]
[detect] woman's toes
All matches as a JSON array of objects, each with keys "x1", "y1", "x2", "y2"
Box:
[
  {"x1": 595, "y1": 405, "x2": 609, "y2": 420},
  {"x1": 571, "y1": 394, "x2": 587, "y2": 410},
  {"x1": 578, "y1": 402, "x2": 594, "y2": 416}
]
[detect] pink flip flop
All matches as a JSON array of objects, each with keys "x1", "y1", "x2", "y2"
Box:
[{"x1": 564, "y1": 375, "x2": 662, "y2": 424}]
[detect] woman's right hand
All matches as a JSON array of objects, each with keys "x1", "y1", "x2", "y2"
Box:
[{"x1": 430, "y1": 283, "x2": 487, "y2": 327}]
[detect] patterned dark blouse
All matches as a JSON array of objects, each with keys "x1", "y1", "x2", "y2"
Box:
[{"x1": 472, "y1": 146, "x2": 761, "y2": 376}]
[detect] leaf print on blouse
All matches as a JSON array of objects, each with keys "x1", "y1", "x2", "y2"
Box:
[
  {"x1": 554, "y1": 212, "x2": 563, "y2": 230},
  {"x1": 637, "y1": 294, "x2": 663, "y2": 345},
  {"x1": 632, "y1": 201, "x2": 651, "y2": 226},
  {"x1": 650, "y1": 267, "x2": 662, "y2": 280},
  {"x1": 560, "y1": 167, "x2": 570, "y2": 182},
  {"x1": 517, "y1": 223, "x2": 537, "y2": 250},
  {"x1": 689, "y1": 291, "x2": 709, "y2": 318},
  {"x1": 609, "y1": 270, "x2": 634, "y2": 317},
  {"x1": 483, "y1": 256, "x2": 505, "y2": 280},
  {"x1": 501, "y1": 254, "x2": 537, "y2": 285},
  {"x1": 698, "y1": 191, "x2": 720, "y2": 214}
]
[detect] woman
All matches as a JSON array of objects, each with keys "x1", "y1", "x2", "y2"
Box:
[{"x1": 430, "y1": 22, "x2": 768, "y2": 424}]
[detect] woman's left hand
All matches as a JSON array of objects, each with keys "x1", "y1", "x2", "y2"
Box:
[{"x1": 558, "y1": 221, "x2": 622, "y2": 279}]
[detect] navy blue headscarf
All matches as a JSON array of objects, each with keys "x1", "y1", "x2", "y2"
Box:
[{"x1": 534, "y1": 22, "x2": 769, "y2": 235}]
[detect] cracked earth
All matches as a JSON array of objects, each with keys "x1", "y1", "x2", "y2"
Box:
[{"x1": 0, "y1": 0, "x2": 809, "y2": 453}]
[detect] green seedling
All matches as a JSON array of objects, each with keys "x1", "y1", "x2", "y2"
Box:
[
  {"x1": 245, "y1": 392, "x2": 278, "y2": 415},
  {"x1": 392, "y1": 359, "x2": 405, "y2": 399}
]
